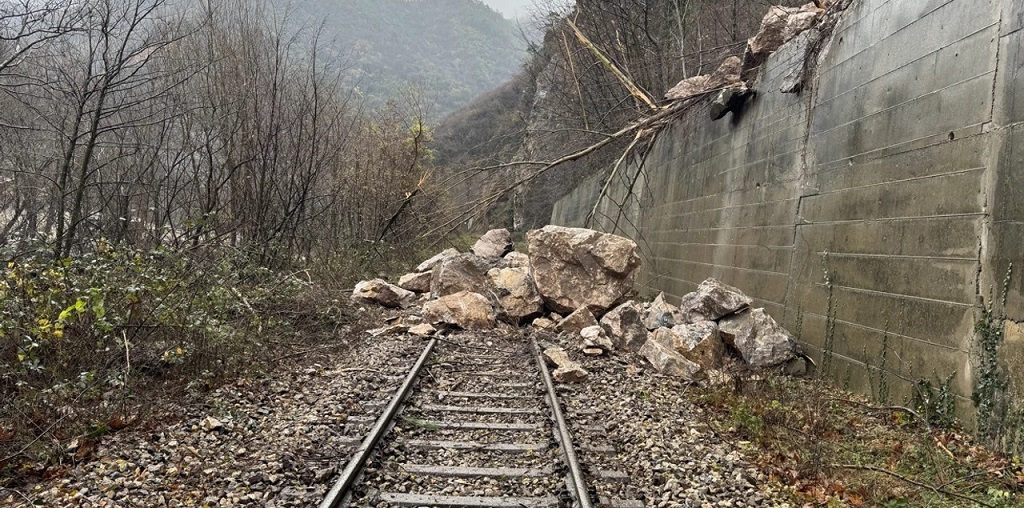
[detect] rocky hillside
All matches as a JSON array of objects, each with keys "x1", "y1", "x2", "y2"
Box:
[{"x1": 432, "y1": 0, "x2": 807, "y2": 231}]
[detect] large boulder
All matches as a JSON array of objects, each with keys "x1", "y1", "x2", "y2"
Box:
[
  {"x1": 422, "y1": 291, "x2": 497, "y2": 330},
  {"x1": 488, "y1": 267, "x2": 544, "y2": 321},
  {"x1": 527, "y1": 226, "x2": 641, "y2": 315},
  {"x1": 719, "y1": 308, "x2": 797, "y2": 368},
  {"x1": 352, "y1": 279, "x2": 416, "y2": 308},
  {"x1": 642, "y1": 292, "x2": 683, "y2": 330},
  {"x1": 430, "y1": 253, "x2": 496, "y2": 300},
  {"x1": 665, "y1": 56, "x2": 743, "y2": 101},
  {"x1": 638, "y1": 338, "x2": 702, "y2": 381},
  {"x1": 556, "y1": 307, "x2": 599, "y2": 335},
  {"x1": 471, "y1": 229, "x2": 514, "y2": 259},
  {"x1": 679, "y1": 279, "x2": 753, "y2": 322},
  {"x1": 601, "y1": 301, "x2": 649, "y2": 352},
  {"x1": 653, "y1": 322, "x2": 726, "y2": 370},
  {"x1": 742, "y1": 3, "x2": 823, "y2": 80},
  {"x1": 397, "y1": 271, "x2": 432, "y2": 293},
  {"x1": 415, "y1": 248, "x2": 459, "y2": 273},
  {"x1": 665, "y1": 74, "x2": 711, "y2": 101}
]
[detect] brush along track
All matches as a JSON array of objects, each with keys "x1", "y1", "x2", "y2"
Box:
[{"x1": 318, "y1": 332, "x2": 643, "y2": 508}]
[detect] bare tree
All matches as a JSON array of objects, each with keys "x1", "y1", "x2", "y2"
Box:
[{"x1": 0, "y1": 0, "x2": 78, "y2": 77}]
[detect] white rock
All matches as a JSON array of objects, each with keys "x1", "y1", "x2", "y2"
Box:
[
  {"x1": 422, "y1": 291, "x2": 497, "y2": 331},
  {"x1": 600, "y1": 301, "x2": 649, "y2": 352},
  {"x1": 352, "y1": 279, "x2": 416, "y2": 309},
  {"x1": 679, "y1": 278, "x2": 753, "y2": 322},
  {"x1": 471, "y1": 229, "x2": 514, "y2": 259},
  {"x1": 527, "y1": 226, "x2": 641, "y2": 315},
  {"x1": 719, "y1": 308, "x2": 797, "y2": 368},
  {"x1": 415, "y1": 248, "x2": 459, "y2": 273}
]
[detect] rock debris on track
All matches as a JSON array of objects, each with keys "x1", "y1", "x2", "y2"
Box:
[{"x1": 8, "y1": 330, "x2": 795, "y2": 508}]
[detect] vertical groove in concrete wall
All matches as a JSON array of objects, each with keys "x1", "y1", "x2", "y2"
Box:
[{"x1": 550, "y1": 0, "x2": 1024, "y2": 451}]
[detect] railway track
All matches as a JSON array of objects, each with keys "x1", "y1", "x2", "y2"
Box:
[{"x1": 318, "y1": 333, "x2": 642, "y2": 508}]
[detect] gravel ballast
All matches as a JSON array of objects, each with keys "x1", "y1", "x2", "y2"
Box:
[{"x1": 6, "y1": 326, "x2": 797, "y2": 507}]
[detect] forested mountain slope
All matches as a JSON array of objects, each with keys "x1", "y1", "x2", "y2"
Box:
[
  {"x1": 433, "y1": 0, "x2": 807, "y2": 231},
  {"x1": 284, "y1": 0, "x2": 527, "y2": 116}
]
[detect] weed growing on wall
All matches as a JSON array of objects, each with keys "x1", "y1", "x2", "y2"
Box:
[
  {"x1": 821, "y1": 251, "x2": 838, "y2": 377},
  {"x1": 912, "y1": 373, "x2": 957, "y2": 429},
  {"x1": 878, "y1": 323, "x2": 891, "y2": 405},
  {"x1": 972, "y1": 264, "x2": 1015, "y2": 450}
]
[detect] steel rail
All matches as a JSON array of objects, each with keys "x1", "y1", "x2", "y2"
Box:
[
  {"x1": 533, "y1": 340, "x2": 595, "y2": 508},
  {"x1": 318, "y1": 338, "x2": 438, "y2": 508}
]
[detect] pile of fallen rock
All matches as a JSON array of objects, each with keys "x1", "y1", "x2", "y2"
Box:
[{"x1": 353, "y1": 226, "x2": 803, "y2": 383}]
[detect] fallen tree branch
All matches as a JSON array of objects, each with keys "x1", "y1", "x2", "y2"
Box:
[
  {"x1": 832, "y1": 464, "x2": 996, "y2": 508},
  {"x1": 567, "y1": 18, "x2": 659, "y2": 112},
  {"x1": 831, "y1": 397, "x2": 932, "y2": 432},
  {"x1": 585, "y1": 128, "x2": 646, "y2": 228},
  {"x1": 425, "y1": 99, "x2": 697, "y2": 238}
]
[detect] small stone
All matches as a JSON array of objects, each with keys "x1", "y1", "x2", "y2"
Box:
[
  {"x1": 408, "y1": 323, "x2": 436, "y2": 337},
  {"x1": 544, "y1": 346, "x2": 589, "y2": 382},
  {"x1": 201, "y1": 416, "x2": 223, "y2": 432},
  {"x1": 532, "y1": 318, "x2": 556, "y2": 329},
  {"x1": 580, "y1": 325, "x2": 614, "y2": 352},
  {"x1": 366, "y1": 324, "x2": 409, "y2": 337},
  {"x1": 553, "y1": 366, "x2": 589, "y2": 382}
]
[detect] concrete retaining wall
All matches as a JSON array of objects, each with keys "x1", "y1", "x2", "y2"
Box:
[{"x1": 551, "y1": 0, "x2": 1024, "y2": 449}]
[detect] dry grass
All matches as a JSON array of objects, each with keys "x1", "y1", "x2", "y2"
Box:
[{"x1": 697, "y1": 375, "x2": 1024, "y2": 507}]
